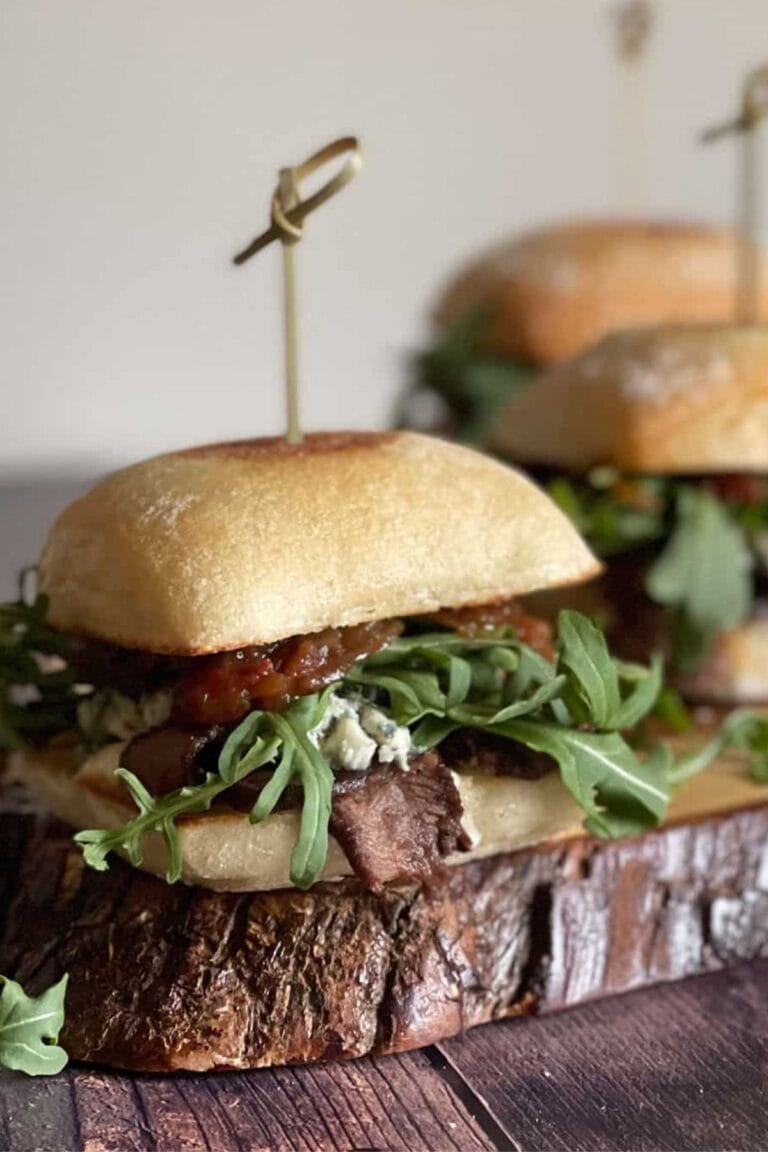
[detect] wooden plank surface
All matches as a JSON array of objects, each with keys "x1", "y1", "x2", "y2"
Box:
[
  {"x1": 439, "y1": 959, "x2": 768, "y2": 1152},
  {"x1": 0, "y1": 1049, "x2": 497, "y2": 1152},
  {"x1": 1, "y1": 962, "x2": 767, "y2": 1151}
]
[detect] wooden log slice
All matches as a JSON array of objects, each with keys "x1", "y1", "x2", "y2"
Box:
[{"x1": 1, "y1": 798, "x2": 766, "y2": 1073}]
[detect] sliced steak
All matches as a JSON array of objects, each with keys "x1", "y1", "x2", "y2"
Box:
[
  {"x1": 329, "y1": 752, "x2": 470, "y2": 892},
  {"x1": 439, "y1": 729, "x2": 554, "y2": 778},
  {"x1": 119, "y1": 726, "x2": 222, "y2": 793}
]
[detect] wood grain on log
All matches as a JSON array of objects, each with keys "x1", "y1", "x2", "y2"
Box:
[
  {"x1": 1, "y1": 801, "x2": 766, "y2": 1073},
  {"x1": 0, "y1": 816, "x2": 32, "y2": 942}
]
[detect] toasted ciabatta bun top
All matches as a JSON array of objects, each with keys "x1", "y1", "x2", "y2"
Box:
[
  {"x1": 490, "y1": 324, "x2": 768, "y2": 474},
  {"x1": 39, "y1": 431, "x2": 599, "y2": 654},
  {"x1": 434, "y1": 219, "x2": 768, "y2": 366}
]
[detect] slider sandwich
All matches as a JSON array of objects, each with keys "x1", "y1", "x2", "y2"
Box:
[
  {"x1": 492, "y1": 324, "x2": 768, "y2": 704},
  {"x1": 1, "y1": 430, "x2": 765, "y2": 1072},
  {"x1": 401, "y1": 220, "x2": 768, "y2": 443}
]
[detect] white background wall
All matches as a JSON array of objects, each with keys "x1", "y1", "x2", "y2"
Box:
[{"x1": 0, "y1": 1, "x2": 767, "y2": 585}]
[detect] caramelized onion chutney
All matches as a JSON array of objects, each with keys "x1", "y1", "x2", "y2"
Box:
[
  {"x1": 70, "y1": 600, "x2": 552, "y2": 726},
  {"x1": 173, "y1": 620, "x2": 403, "y2": 723},
  {"x1": 428, "y1": 600, "x2": 554, "y2": 659}
]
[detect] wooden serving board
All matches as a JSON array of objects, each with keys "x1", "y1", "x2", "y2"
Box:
[{"x1": 1, "y1": 744, "x2": 767, "y2": 1149}]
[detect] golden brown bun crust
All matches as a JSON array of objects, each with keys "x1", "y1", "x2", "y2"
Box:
[
  {"x1": 39, "y1": 431, "x2": 599, "y2": 654},
  {"x1": 435, "y1": 220, "x2": 768, "y2": 365},
  {"x1": 491, "y1": 324, "x2": 768, "y2": 473}
]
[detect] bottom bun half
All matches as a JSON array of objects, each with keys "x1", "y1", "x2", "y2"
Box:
[{"x1": 10, "y1": 737, "x2": 766, "y2": 893}]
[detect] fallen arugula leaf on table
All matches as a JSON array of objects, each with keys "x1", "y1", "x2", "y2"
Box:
[{"x1": 0, "y1": 974, "x2": 68, "y2": 1076}]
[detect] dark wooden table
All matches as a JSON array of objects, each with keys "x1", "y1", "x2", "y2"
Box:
[{"x1": 1, "y1": 959, "x2": 766, "y2": 1152}]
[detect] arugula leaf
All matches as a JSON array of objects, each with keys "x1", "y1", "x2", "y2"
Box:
[
  {"x1": 555, "y1": 611, "x2": 622, "y2": 725},
  {"x1": 492, "y1": 718, "x2": 670, "y2": 837},
  {"x1": 346, "y1": 631, "x2": 557, "y2": 722},
  {"x1": 651, "y1": 685, "x2": 693, "y2": 734},
  {"x1": 646, "y1": 487, "x2": 753, "y2": 671},
  {"x1": 553, "y1": 611, "x2": 663, "y2": 730},
  {"x1": 668, "y1": 708, "x2": 768, "y2": 785},
  {"x1": 610, "y1": 656, "x2": 665, "y2": 730},
  {"x1": 268, "y1": 696, "x2": 334, "y2": 888},
  {"x1": 397, "y1": 308, "x2": 537, "y2": 444},
  {"x1": 548, "y1": 474, "x2": 669, "y2": 557},
  {"x1": 0, "y1": 974, "x2": 68, "y2": 1076},
  {"x1": 0, "y1": 577, "x2": 78, "y2": 750},
  {"x1": 76, "y1": 771, "x2": 225, "y2": 880},
  {"x1": 352, "y1": 613, "x2": 668, "y2": 836},
  {"x1": 548, "y1": 475, "x2": 759, "y2": 672}
]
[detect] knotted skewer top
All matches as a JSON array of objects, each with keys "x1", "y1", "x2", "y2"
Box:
[
  {"x1": 701, "y1": 64, "x2": 768, "y2": 143},
  {"x1": 700, "y1": 66, "x2": 768, "y2": 323},
  {"x1": 232, "y1": 137, "x2": 363, "y2": 443},
  {"x1": 233, "y1": 137, "x2": 363, "y2": 263}
]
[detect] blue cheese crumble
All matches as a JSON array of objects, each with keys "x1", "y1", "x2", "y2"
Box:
[
  {"x1": 77, "y1": 689, "x2": 173, "y2": 745},
  {"x1": 309, "y1": 694, "x2": 411, "y2": 772}
]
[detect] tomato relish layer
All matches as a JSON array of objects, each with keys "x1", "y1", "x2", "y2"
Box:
[{"x1": 68, "y1": 600, "x2": 553, "y2": 725}]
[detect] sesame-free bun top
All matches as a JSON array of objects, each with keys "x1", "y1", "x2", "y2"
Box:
[
  {"x1": 490, "y1": 324, "x2": 768, "y2": 474},
  {"x1": 434, "y1": 220, "x2": 768, "y2": 365},
  {"x1": 39, "y1": 431, "x2": 599, "y2": 654}
]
